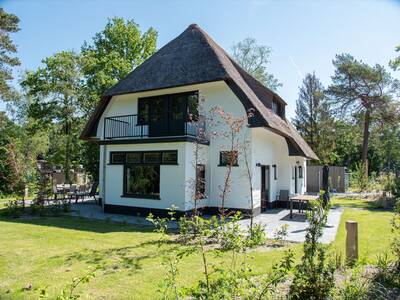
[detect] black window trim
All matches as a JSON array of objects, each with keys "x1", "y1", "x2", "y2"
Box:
[
  {"x1": 272, "y1": 164, "x2": 277, "y2": 180},
  {"x1": 218, "y1": 151, "x2": 239, "y2": 167},
  {"x1": 109, "y1": 150, "x2": 178, "y2": 165},
  {"x1": 137, "y1": 90, "x2": 199, "y2": 125},
  {"x1": 122, "y1": 164, "x2": 161, "y2": 199}
]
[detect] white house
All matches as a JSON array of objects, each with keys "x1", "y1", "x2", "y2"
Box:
[{"x1": 81, "y1": 24, "x2": 318, "y2": 216}]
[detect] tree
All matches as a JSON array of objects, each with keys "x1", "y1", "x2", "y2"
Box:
[
  {"x1": 293, "y1": 72, "x2": 332, "y2": 163},
  {"x1": 390, "y1": 44, "x2": 400, "y2": 71},
  {"x1": 21, "y1": 51, "x2": 81, "y2": 183},
  {"x1": 232, "y1": 37, "x2": 281, "y2": 91},
  {"x1": 0, "y1": 8, "x2": 20, "y2": 101},
  {"x1": 80, "y1": 17, "x2": 157, "y2": 114},
  {"x1": 327, "y1": 54, "x2": 398, "y2": 175}
]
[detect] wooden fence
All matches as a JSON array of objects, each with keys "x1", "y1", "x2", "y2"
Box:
[{"x1": 307, "y1": 166, "x2": 348, "y2": 193}]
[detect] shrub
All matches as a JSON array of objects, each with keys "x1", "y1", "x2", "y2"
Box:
[
  {"x1": 289, "y1": 198, "x2": 335, "y2": 299},
  {"x1": 273, "y1": 224, "x2": 289, "y2": 246},
  {"x1": 246, "y1": 223, "x2": 267, "y2": 248}
]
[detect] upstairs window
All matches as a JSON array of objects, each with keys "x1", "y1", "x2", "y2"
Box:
[{"x1": 219, "y1": 151, "x2": 238, "y2": 166}]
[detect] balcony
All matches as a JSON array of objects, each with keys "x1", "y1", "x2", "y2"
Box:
[{"x1": 103, "y1": 114, "x2": 206, "y2": 141}]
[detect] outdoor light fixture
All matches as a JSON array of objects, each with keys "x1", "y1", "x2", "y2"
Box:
[{"x1": 256, "y1": 163, "x2": 261, "y2": 167}]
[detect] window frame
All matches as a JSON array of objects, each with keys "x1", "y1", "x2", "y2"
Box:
[
  {"x1": 122, "y1": 164, "x2": 160, "y2": 199},
  {"x1": 298, "y1": 166, "x2": 303, "y2": 178},
  {"x1": 272, "y1": 164, "x2": 277, "y2": 180},
  {"x1": 196, "y1": 164, "x2": 206, "y2": 200},
  {"x1": 109, "y1": 150, "x2": 178, "y2": 165},
  {"x1": 218, "y1": 151, "x2": 239, "y2": 167}
]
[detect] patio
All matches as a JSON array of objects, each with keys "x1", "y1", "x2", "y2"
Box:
[{"x1": 68, "y1": 201, "x2": 343, "y2": 244}]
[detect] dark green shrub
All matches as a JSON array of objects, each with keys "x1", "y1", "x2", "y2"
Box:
[{"x1": 289, "y1": 198, "x2": 335, "y2": 300}]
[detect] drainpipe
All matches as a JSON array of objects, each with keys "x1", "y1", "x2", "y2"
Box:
[{"x1": 102, "y1": 144, "x2": 107, "y2": 212}]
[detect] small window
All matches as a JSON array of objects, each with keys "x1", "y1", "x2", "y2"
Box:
[
  {"x1": 272, "y1": 100, "x2": 278, "y2": 114},
  {"x1": 273, "y1": 165, "x2": 277, "y2": 180},
  {"x1": 137, "y1": 99, "x2": 150, "y2": 125},
  {"x1": 299, "y1": 166, "x2": 303, "y2": 178},
  {"x1": 124, "y1": 165, "x2": 160, "y2": 198},
  {"x1": 143, "y1": 152, "x2": 161, "y2": 164},
  {"x1": 196, "y1": 164, "x2": 206, "y2": 199},
  {"x1": 111, "y1": 153, "x2": 125, "y2": 164},
  {"x1": 219, "y1": 151, "x2": 238, "y2": 166},
  {"x1": 126, "y1": 152, "x2": 142, "y2": 164},
  {"x1": 162, "y1": 151, "x2": 178, "y2": 164},
  {"x1": 292, "y1": 166, "x2": 295, "y2": 179}
]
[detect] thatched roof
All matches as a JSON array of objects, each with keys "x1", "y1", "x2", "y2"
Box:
[{"x1": 81, "y1": 24, "x2": 318, "y2": 160}]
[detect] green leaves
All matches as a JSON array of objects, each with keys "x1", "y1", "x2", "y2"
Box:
[
  {"x1": 80, "y1": 17, "x2": 157, "y2": 114},
  {"x1": 231, "y1": 37, "x2": 281, "y2": 91},
  {"x1": 0, "y1": 8, "x2": 20, "y2": 101}
]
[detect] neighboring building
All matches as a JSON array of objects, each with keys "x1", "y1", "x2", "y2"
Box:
[{"x1": 81, "y1": 24, "x2": 318, "y2": 216}]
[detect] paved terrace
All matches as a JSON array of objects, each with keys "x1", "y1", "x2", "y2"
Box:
[{"x1": 69, "y1": 201, "x2": 343, "y2": 244}]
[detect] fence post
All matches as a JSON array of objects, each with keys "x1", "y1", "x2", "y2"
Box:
[{"x1": 345, "y1": 220, "x2": 358, "y2": 263}]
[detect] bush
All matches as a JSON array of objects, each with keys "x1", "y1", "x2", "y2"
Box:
[
  {"x1": 289, "y1": 198, "x2": 336, "y2": 299},
  {"x1": 273, "y1": 224, "x2": 289, "y2": 246},
  {"x1": 246, "y1": 223, "x2": 267, "y2": 248}
]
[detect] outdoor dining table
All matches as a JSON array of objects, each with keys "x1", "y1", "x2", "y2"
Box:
[{"x1": 289, "y1": 194, "x2": 319, "y2": 219}]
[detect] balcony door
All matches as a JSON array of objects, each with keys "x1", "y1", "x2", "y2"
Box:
[
  {"x1": 147, "y1": 93, "x2": 193, "y2": 137},
  {"x1": 168, "y1": 94, "x2": 186, "y2": 136},
  {"x1": 149, "y1": 97, "x2": 169, "y2": 137}
]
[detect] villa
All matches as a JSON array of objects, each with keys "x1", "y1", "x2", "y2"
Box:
[{"x1": 81, "y1": 24, "x2": 318, "y2": 216}]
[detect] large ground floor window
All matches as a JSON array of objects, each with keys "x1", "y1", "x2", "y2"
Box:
[{"x1": 124, "y1": 165, "x2": 160, "y2": 199}]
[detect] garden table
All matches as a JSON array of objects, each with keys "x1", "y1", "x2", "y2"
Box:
[{"x1": 289, "y1": 195, "x2": 319, "y2": 219}]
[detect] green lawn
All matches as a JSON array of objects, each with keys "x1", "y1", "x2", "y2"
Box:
[
  {"x1": 0, "y1": 196, "x2": 395, "y2": 299},
  {"x1": 331, "y1": 197, "x2": 396, "y2": 263}
]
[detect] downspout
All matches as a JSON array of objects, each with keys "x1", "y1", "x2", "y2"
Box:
[{"x1": 102, "y1": 144, "x2": 107, "y2": 212}]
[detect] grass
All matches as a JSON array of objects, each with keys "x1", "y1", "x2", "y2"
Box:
[
  {"x1": 331, "y1": 196, "x2": 396, "y2": 263},
  {"x1": 0, "y1": 216, "x2": 302, "y2": 299},
  {"x1": 0, "y1": 195, "x2": 396, "y2": 299}
]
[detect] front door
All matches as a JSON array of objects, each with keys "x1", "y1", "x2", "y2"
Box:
[{"x1": 261, "y1": 166, "x2": 270, "y2": 211}]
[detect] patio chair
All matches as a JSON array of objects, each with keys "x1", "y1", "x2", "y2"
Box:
[
  {"x1": 75, "y1": 182, "x2": 98, "y2": 203},
  {"x1": 277, "y1": 190, "x2": 290, "y2": 209}
]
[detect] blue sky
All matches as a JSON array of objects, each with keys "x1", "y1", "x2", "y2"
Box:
[{"x1": 2, "y1": 0, "x2": 400, "y2": 119}]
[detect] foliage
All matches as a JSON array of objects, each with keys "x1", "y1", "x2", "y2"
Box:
[
  {"x1": 231, "y1": 37, "x2": 281, "y2": 91},
  {"x1": 0, "y1": 8, "x2": 20, "y2": 101},
  {"x1": 80, "y1": 17, "x2": 157, "y2": 114},
  {"x1": 327, "y1": 53, "x2": 399, "y2": 174},
  {"x1": 289, "y1": 198, "x2": 335, "y2": 300},
  {"x1": 246, "y1": 223, "x2": 267, "y2": 248},
  {"x1": 293, "y1": 72, "x2": 333, "y2": 164},
  {"x1": 273, "y1": 223, "x2": 289, "y2": 245},
  {"x1": 21, "y1": 51, "x2": 82, "y2": 183}
]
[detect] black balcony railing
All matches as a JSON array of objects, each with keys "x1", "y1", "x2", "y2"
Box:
[{"x1": 103, "y1": 114, "x2": 205, "y2": 140}]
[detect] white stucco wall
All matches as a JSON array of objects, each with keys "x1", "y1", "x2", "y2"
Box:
[{"x1": 96, "y1": 80, "x2": 309, "y2": 213}]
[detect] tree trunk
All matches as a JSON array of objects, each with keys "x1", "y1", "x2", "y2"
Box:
[{"x1": 361, "y1": 109, "x2": 371, "y2": 177}]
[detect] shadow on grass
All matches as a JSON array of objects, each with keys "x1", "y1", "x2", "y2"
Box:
[
  {"x1": 60, "y1": 240, "x2": 180, "y2": 275},
  {"x1": 0, "y1": 214, "x2": 156, "y2": 234}
]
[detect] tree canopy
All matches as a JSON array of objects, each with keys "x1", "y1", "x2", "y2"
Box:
[
  {"x1": 327, "y1": 53, "x2": 399, "y2": 173},
  {"x1": 0, "y1": 8, "x2": 20, "y2": 101},
  {"x1": 231, "y1": 37, "x2": 281, "y2": 91}
]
